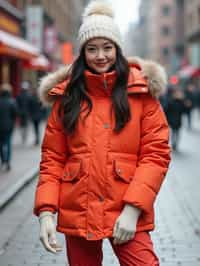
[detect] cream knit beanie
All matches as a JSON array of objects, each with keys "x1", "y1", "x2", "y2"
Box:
[{"x1": 78, "y1": 1, "x2": 123, "y2": 50}]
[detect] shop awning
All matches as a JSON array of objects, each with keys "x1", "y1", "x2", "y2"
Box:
[
  {"x1": 0, "y1": 30, "x2": 39, "y2": 60},
  {"x1": 178, "y1": 65, "x2": 200, "y2": 79},
  {"x1": 23, "y1": 55, "x2": 51, "y2": 71}
]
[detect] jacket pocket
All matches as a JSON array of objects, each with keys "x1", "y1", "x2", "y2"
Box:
[
  {"x1": 61, "y1": 160, "x2": 82, "y2": 182},
  {"x1": 114, "y1": 159, "x2": 136, "y2": 183}
]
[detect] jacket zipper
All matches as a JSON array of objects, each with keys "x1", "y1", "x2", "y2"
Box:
[{"x1": 103, "y1": 74, "x2": 108, "y2": 90}]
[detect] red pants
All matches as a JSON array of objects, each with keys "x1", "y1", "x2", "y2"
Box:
[{"x1": 65, "y1": 232, "x2": 159, "y2": 266}]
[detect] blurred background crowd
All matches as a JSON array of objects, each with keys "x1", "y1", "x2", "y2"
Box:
[{"x1": 0, "y1": 0, "x2": 200, "y2": 171}]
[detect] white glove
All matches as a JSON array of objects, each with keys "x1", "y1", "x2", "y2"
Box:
[
  {"x1": 113, "y1": 204, "x2": 141, "y2": 245},
  {"x1": 39, "y1": 211, "x2": 62, "y2": 253}
]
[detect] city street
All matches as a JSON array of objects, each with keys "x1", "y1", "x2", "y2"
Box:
[
  {"x1": 1, "y1": 0, "x2": 200, "y2": 265},
  {"x1": 0, "y1": 112, "x2": 200, "y2": 266}
]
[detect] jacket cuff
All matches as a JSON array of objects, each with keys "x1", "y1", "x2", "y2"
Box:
[
  {"x1": 34, "y1": 182, "x2": 60, "y2": 216},
  {"x1": 123, "y1": 181, "x2": 156, "y2": 213},
  {"x1": 34, "y1": 206, "x2": 56, "y2": 217}
]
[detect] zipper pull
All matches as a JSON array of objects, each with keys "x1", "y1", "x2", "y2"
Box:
[{"x1": 103, "y1": 74, "x2": 108, "y2": 90}]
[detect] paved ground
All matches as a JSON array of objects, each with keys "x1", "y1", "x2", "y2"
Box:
[
  {"x1": 0, "y1": 123, "x2": 41, "y2": 208},
  {"x1": 0, "y1": 112, "x2": 200, "y2": 265}
]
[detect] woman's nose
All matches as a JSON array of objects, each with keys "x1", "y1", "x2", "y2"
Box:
[{"x1": 96, "y1": 49, "x2": 105, "y2": 59}]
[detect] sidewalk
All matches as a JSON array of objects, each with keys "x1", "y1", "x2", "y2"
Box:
[{"x1": 0, "y1": 124, "x2": 42, "y2": 209}]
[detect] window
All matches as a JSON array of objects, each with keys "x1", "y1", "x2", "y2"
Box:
[
  {"x1": 162, "y1": 47, "x2": 170, "y2": 57},
  {"x1": 140, "y1": 16, "x2": 145, "y2": 26},
  {"x1": 189, "y1": 13, "x2": 193, "y2": 29},
  {"x1": 161, "y1": 26, "x2": 171, "y2": 36},
  {"x1": 162, "y1": 5, "x2": 171, "y2": 16},
  {"x1": 198, "y1": 7, "x2": 200, "y2": 25}
]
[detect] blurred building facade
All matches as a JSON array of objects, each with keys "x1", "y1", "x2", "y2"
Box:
[
  {"x1": 8, "y1": 0, "x2": 88, "y2": 64},
  {"x1": 0, "y1": 0, "x2": 38, "y2": 95},
  {"x1": 0, "y1": 0, "x2": 89, "y2": 95},
  {"x1": 124, "y1": 22, "x2": 140, "y2": 57},
  {"x1": 134, "y1": 1, "x2": 152, "y2": 58},
  {"x1": 128, "y1": 0, "x2": 177, "y2": 74},
  {"x1": 127, "y1": 0, "x2": 200, "y2": 77},
  {"x1": 15, "y1": 0, "x2": 87, "y2": 52},
  {"x1": 184, "y1": 0, "x2": 200, "y2": 67}
]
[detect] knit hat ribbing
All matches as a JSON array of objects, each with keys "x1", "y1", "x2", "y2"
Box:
[{"x1": 78, "y1": 1, "x2": 123, "y2": 50}]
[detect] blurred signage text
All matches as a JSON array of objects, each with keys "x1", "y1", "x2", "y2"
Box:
[
  {"x1": 26, "y1": 6, "x2": 43, "y2": 52},
  {"x1": 62, "y1": 42, "x2": 73, "y2": 64},
  {"x1": 0, "y1": 11, "x2": 20, "y2": 35},
  {"x1": 44, "y1": 26, "x2": 58, "y2": 54}
]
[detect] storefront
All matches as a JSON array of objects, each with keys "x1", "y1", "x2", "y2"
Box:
[
  {"x1": 22, "y1": 54, "x2": 51, "y2": 87},
  {"x1": 0, "y1": 2, "x2": 50, "y2": 96},
  {"x1": 0, "y1": 29, "x2": 39, "y2": 94}
]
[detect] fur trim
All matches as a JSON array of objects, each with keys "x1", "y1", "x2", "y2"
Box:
[
  {"x1": 38, "y1": 65, "x2": 72, "y2": 106},
  {"x1": 38, "y1": 57, "x2": 167, "y2": 106},
  {"x1": 128, "y1": 57, "x2": 167, "y2": 98},
  {"x1": 82, "y1": 1, "x2": 114, "y2": 20}
]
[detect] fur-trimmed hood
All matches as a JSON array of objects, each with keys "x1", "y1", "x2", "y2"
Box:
[{"x1": 38, "y1": 57, "x2": 167, "y2": 106}]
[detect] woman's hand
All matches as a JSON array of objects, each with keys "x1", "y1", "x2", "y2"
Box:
[
  {"x1": 39, "y1": 211, "x2": 62, "y2": 253},
  {"x1": 113, "y1": 204, "x2": 141, "y2": 245}
]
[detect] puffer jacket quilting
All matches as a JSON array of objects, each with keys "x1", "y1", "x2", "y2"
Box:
[{"x1": 34, "y1": 63, "x2": 171, "y2": 240}]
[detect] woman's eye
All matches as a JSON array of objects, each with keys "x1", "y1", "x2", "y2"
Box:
[
  {"x1": 104, "y1": 46, "x2": 113, "y2": 50},
  {"x1": 87, "y1": 47, "x2": 96, "y2": 52}
]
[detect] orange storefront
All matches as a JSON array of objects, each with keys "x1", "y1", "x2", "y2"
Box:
[{"x1": 0, "y1": 5, "x2": 50, "y2": 96}]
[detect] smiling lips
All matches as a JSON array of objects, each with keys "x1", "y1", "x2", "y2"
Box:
[{"x1": 96, "y1": 62, "x2": 108, "y2": 67}]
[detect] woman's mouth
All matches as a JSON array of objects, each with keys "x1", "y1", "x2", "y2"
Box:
[{"x1": 96, "y1": 63, "x2": 108, "y2": 67}]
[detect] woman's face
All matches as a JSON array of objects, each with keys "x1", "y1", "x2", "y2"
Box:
[{"x1": 85, "y1": 38, "x2": 117, "y2": 74}]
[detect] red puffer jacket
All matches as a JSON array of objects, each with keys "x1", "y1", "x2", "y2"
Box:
[{"x1": 34, "y1": 65, "x2": 171, "y2": 240}]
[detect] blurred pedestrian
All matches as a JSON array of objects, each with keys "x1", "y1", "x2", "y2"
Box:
[
  {"x1": 0, "y1": 83, "x2": 18, "y2": 171},
  {"x1": 33, "y1": 2, "x2": 170, "y2": 265},
  {"x1": 165, "y1": 88, "x2": 185, "y2": 151},
  {"x1": 159, "y1": 85, "x2": 173, "y2": 112},
  {"x1": 195, "y1": 85, "x2": 200, "y2": 118},
  {"x1": 184, "y1": 83, "x2": 195, "y2": 129},
  {"x1": 28, "y1": 88, "x2": 43, "y2": 145},
  {"x1": 16, "y1": 80, "x2": 31, "y2": 144},
  {"x1": 159, "y1": 92, "x2": 168, "y2": 112}
]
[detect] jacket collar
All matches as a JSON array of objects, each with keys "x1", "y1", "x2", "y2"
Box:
[
  {"x1": 84, "y1": 70, "x2": 116, "y2": 97},
  {"x1": 49, "y1": 66, "x2": 148, "y2": 99},
  {"x1": 39, "y1": 57, "x2": 167, "y2": 106}
]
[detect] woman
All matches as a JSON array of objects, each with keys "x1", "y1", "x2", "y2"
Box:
[{"x1": 34, "y1": 2, "x2": 171, "y2": 265}]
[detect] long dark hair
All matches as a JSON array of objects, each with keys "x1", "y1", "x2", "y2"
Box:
[{"x1": 59, "y1": 46, "x2": 130, "y2": 135}]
